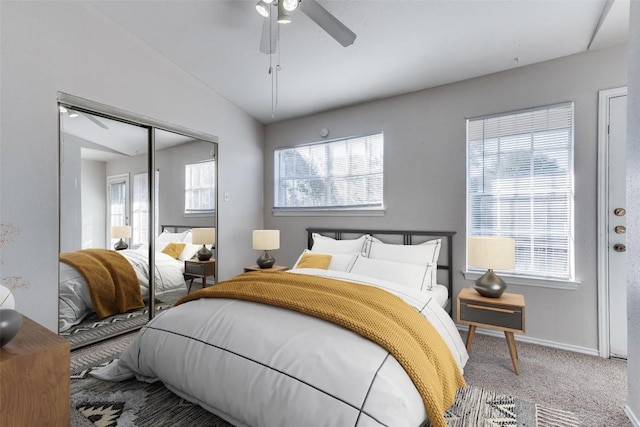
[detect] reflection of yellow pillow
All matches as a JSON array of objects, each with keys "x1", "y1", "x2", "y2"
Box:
[
  {"x1": 296, "y1": 252, "x2": 332, "y2": 269},
  {"x1": 162, "y1": 242, "x2": 186, "y2": 259}
]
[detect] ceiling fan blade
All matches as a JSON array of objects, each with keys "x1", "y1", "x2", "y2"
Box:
[
  {"x1": 73, "y1": 110, "x2": 109, "y2": 129},
  {"x1": 259, "y1": 15, "x2": 278, "y2": 54},
  {"x1": 300, "y1": 0, "x2": 356, "y2": 47}
]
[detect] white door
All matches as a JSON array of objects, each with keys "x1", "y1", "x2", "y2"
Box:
[{"x1": 607, "y1": 92, "x2": 628, "y2": 358}]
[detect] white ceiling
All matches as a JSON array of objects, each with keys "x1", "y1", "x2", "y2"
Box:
[{"x1": 91, "y1": 0, "x2": 629, "y2": 125}]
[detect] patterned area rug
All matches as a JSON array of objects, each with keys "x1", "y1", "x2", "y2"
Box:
[
  {"x1": 71, "y1": 350, "x2": 580, "y2": 427},
  {"x1": 62, "y1": 302, "x2": 172, "y2": 350}
]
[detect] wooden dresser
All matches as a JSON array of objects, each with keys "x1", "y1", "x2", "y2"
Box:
[{"x1": 0, "y1": 315, "x2": 70, "y2": 425}]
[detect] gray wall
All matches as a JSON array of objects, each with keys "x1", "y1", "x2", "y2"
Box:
[
  {"x1": 626, "y1": 1, "x2": 640, "y2": 423},
  {"x1": 0, "y1": 1, "x2": 264, "y2": 330},
  {"x1": 264, "y1": 45, "x2": 628, "y2": 352}
]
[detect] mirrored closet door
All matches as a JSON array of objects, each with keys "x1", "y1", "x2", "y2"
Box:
[{"x1": 58, "y1": 95, "x2": 218, "y2": 350}]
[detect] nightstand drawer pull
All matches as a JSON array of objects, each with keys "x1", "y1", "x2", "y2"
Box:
[{"x1": 466, "y1": 304, "x2": 515, "y2": 314}]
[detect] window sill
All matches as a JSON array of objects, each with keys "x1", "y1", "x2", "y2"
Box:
[
  {"x1": 462, "y1": 270, "x2": 580, "y2": 290},
  {"x1": 272, "y1": 208, "x2": 386, "y2": 217},
  {"x1": 184, "y1": 212, "x2": 215, "y2": 218}
]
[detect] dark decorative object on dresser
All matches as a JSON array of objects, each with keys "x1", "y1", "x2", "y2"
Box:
[{"x1": 0, "y1": 309, "x2": 23, "y2": 347}]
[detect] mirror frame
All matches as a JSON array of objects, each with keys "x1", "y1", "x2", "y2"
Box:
[{"x1": 57, "y1": 92, "x2": 219, "y2": 346}]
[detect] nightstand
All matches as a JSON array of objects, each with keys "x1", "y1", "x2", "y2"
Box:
[
  {"x1": 457, "y1": 287, "x2": 526, "y2": 374},
  {"x1": 243, "y1": 264, "x2": 288, "y2": 273},
  {"x1": 184, "y1": 259, "x2": 216, "y2": 293}
]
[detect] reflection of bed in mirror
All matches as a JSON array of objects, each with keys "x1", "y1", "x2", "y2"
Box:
[
  {"x1": 58, "y1": 95, "x2": 219, "y2": 350},
  {"x1": 59, "y1": 225, "x2": 214, "y2": 349}
]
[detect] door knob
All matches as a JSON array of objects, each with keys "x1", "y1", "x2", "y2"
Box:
[
  {"x1": 614, "y1": 208, "x2": 626, "y2": 217},
  {"x1": 614, "y1": 225, "x2": 626, "y2": 234},
  {"x1": 613, "y1": 243, "x2": 626, "y2": 252}
]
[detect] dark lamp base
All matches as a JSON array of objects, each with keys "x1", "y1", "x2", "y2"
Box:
[
  {"x1": 473, "y1": 269, "x2": 507, "y2": 298},
  {"x1": 197, "y1": 245, "x2": 213, "y2": 261},
  {"x1": 114, "y1": 238, "x2": 128, "y2": 251},
  {"x1": 256, "y1": 251, "x2": 275, "y2": 269}
]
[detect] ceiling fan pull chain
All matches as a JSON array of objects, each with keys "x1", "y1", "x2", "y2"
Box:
[
  {"x1": 275, "y1": 25, "x2": 282, "y2": 110},
  {"x1": 270, "y1": 13, "x2": 275, "y2": 118}
]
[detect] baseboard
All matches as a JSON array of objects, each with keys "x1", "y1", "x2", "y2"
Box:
[
  {"x1": 626, "y1": 405, "x2": 640, "y2": 427},
  {"x1": 456, "y1": 324, "x2": 600, "y2": 357}
]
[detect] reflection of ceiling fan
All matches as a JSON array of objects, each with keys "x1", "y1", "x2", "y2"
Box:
[
  {"x1": 256, "y1": 0, "x2": 356, "y2": 54},
  {"x1": 59, "y1": 106, "x2": 109, "y2": 130}
]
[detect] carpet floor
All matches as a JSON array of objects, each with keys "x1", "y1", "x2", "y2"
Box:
[
  {"x1": 462, "y1": 332, "x2": 629, "y2": 427},
  {"x1": 69, "y1": 331, "x2": 609, "y2": 427}
]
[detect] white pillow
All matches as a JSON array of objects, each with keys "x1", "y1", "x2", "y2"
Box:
[
  {"x1": 292, "y1": 249, "x2": 357, "y2": 272},
  {"x1": 183, "y1": 230, "x2": 193, "y2": 243},
  {"x1": 311, "y1": 233, "x2": 368, "y2": 255},
  {"x1": 349, "y1": 255, "x2": 434, "y2": 291},
  {"x1": 178, "y1": 243, "x2": 202, "y2": 261},
  {"x1": 367, "y1": 238, "x2": 441, "y2": 285},
  {"x1": 157, "y1": 230, "x2": 189, "y2": 243}
]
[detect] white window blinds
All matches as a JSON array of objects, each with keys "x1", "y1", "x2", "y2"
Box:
[
  {"x1": 274, "y1": 133, "x2": 384, "y2": 210},
  {"x1": 185, "y1": 160, "x2": 216, "y2": 214},
  {"x1": 467, "y1": 103, "x2": 574, "y2": 280}
]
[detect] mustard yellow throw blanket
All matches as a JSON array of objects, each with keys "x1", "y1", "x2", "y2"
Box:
[
  {"x1": 60, "y1": 249, "x2": 144, "y2": 319},
  {"x1": 177, "y1": 271, "x2": 465, "y2": 427}
]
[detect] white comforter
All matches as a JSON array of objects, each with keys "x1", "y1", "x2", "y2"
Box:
[
  {"x1": 59, "y1": 248, "x2": 185, "y2": 332},
  {"x1": 94, "y1": 269, "x2": 468, "y2": 427}
]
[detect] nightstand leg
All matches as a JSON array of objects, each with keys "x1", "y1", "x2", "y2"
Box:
[
  {"x1": 465, "y1": 325, "x2": 477, "y2": 352},
  {"x1": 505, "y1": 331, "x2": 520, "y2": 375}
]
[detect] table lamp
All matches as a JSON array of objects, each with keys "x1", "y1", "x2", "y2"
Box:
[
  {"x1": 253, "y1": 230, "x2": 280, "y2": 269},
  {"x1": 467, "y1": 236, "x2": 515, "y2": 298},
  {"x1": 111, "y1": 225, "x2": 131, "y2": 251},
  {"x1": 192, "y1": 228, "x2": 216, "y2": 261}
]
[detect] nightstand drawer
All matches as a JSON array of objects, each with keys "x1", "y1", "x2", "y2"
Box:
[
  {"x1": 185, "y1": 262, "x2": 206, "y2": 275},
  {"x1": 459, "y1": 300, "x2": 523, "y2": 331}
]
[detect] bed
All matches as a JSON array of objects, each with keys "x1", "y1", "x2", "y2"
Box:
[
  {"x1": 94, "y1": 228, "x2": 468, "y2": 427},
  {"x1": 58, "y1": 225, "x2": 207, "y2": 332}
]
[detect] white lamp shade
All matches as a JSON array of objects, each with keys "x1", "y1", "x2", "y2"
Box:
[
  {"x1": 192, "y1": 228, "x2": 216, "y2": 245},
  {"x1": 468, "y1": 236, "x2": 515, "y2": 270},
  {"x1": 253, "y1": 230, "x2": 280, "y2": 250},
  {"x1": 111, "y1": 225, "x2": 131, "y2": 239}
]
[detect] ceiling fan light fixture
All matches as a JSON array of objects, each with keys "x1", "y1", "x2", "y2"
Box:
[
  {"x1": 277, "y1": 1, "x2": 291, "y2": 24},
  {"x1": 282, "y1": 0, "x2": 299, "y2": 12},
  {"x1": 256, "y1": 0, "x2": 270, "y2": 18}
]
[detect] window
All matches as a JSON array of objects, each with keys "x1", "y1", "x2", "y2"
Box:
[
  {"x1": 185, "y1": 160, "x2": 216, "y2": 214},
  {"x1": 466, "y1": 103, "x2": 574, "y2": 281},
  {"x1": 274, "y1": 133, "x2": 384, "y2": 210},
  {"x1": 107, "y1": 174, "x2": 129, "y2": 247}
]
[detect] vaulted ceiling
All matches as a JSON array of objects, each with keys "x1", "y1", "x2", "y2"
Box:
[{"x1": 92, "y1": 0, "x2": 629, "y2": 124}]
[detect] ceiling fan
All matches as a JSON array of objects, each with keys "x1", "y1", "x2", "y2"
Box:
[
  {"x1": 256, "y1": 0, "x2": 357, "y2": 54},
  {"x1": 59, "y1": 106, "x2": 109, "y2": 130}
]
